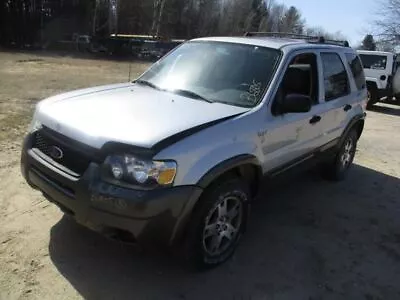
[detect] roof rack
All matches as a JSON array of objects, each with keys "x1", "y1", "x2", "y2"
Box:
[{"x1": 243, "y1": 32, "x2": 350, "y2": 47}]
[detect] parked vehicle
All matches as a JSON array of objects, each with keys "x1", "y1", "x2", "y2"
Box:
[
  {"x1": 391, "y1": 57, "x2": 400, "y2": 101},
  {"x1": 21, "y1": 32, "x2": 367, "y2": 269},
  {"x1": 357, "y1": 50, "x2": 398, "y2": 108},
  {"x1": 75, "y1": 35, "x2": 91, "y2": 52},
  {"x1": 137, "y1": 39, "x2": 185, "y2": 60}
]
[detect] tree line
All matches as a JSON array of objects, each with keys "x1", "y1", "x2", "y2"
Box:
[
  {"x1": 0, "y1": 0, "x2": 349, "y2": 48},
  {"x1": 2, "y1": 0, "x2": 399, "y2": 50}
]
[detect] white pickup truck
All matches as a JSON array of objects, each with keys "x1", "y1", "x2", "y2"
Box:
[{"x1": 357, "y1": 50, "x2": 400, "y2": 108}]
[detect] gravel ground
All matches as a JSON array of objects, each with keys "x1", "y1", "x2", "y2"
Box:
[{"x1": 0, "y1": 51, "x2": 400, "y2": 300}]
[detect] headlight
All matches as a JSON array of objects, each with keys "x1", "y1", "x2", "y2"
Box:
[
  {"x1": 103, "y1": 154, "x2": 177, "y2": 188},
  {"x1": 29, "y1": 120, "x2": 43, "y2": 133},
  {"x1": 28, "y1": 107, "x2": 42, "y2": 133}
]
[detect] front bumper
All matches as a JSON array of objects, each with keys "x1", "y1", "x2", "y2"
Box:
[{"x1": 21, "y1": 134, "x2": 202, "y2": 247}]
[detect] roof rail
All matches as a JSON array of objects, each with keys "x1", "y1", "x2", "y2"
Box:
[{"x1": 243, "y1": 32, "x2": 350, "y2": 47}]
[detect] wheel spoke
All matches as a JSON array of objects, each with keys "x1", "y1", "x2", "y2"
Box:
[
  {"x1": 209, "y1": 234, "x2": 223, "y2": 253},
  {"x1": 204, "y1": 223, "x2": 218, "y2": 238},
  {"x1": 218, "y1": 200, "x2": 228, "y2": 218},
  {"x1": 227, "y1": 202, "x2": 240, "y2": 220},
  {"x1": 345, "y1": 140, "x2": 352, "y2": 152}
]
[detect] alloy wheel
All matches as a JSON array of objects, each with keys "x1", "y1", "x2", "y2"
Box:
[
  {"x1": 340, "y1": 138, "x2": 355, "y2": 168},
  {"x1": 202, "y1": 195, "x2": 243, "y2": 256}
]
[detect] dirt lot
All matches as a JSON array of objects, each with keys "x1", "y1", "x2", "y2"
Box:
[{"x1": 0, "y1": 51, "x2": 400, "y2": 300}]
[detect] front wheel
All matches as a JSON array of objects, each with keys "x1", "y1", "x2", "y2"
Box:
[
  {"x1": 183, "y1": 177, "x2": 250, "y2": 270},
  {"x1": 321, "y1": 129, "x2": 358, "y2": 181}
]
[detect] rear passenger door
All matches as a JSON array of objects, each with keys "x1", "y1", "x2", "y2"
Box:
[
  {"x1": 344, "y1": 52, "x2": 367, "y2": 109},
  {"x1": 317, "y1": 51, "x2": 354, "y2": 145}
]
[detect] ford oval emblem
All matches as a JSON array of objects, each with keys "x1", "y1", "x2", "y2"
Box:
[{"x1": 49, "y1": 146, "x2": 64, "y2": 160}]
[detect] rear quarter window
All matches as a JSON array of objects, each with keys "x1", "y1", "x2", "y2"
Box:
[{"x1": 345, "y1": 53, "x2": 366, "y2": 91}]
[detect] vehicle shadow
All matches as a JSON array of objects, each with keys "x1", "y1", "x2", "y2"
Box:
[
  {"x1": 49, "y1": 164, "x2": 400, "y2": 300},
  {"x1": 370, "y1": 103, "x2": 400, "y2": 116}
]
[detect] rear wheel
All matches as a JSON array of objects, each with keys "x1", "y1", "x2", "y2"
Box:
[
  {"x1": 183, "y1": 177, "x2": 250, "y2": 270},
  {"x1": 321, "y1": 129, "x2": 358, "y2": 181}
]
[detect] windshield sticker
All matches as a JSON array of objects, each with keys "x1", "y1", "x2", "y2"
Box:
[{"x1": 240, "y1": 80, "x2": 262, "y2": 104}]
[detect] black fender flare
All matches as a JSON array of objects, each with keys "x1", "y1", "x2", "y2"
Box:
[
  {"x1": 170, "y1": 154, "x2": 262, "y2": 246},
  {"x1": 196, "y1": 154, "x2": 263, "y2": 190},
  {"x1": 339, "y1": 113, "x2": 366, "y2": 147}
]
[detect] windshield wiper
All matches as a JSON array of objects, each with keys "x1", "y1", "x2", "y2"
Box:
[
  {"x1": 171, "y1": 89, "x2": 213, "y2": 103},
  {"x1": 133, "y1": 82, "x2": 213, "y2": 103},
  {"x1": 133, "y1": 79, "x2": 161, "y2": 90}
]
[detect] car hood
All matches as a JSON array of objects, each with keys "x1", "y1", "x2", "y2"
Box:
[{"x1": 36, "y1": 83, "x2": 249, "y2": 149}]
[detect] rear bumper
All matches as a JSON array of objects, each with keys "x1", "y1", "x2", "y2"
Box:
[{"x1": 21, "y1": 134, "x2": 202, "y2": 247}]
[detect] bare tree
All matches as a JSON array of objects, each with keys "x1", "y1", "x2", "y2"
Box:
[
  {"x1": 269, "y1": 4, "x2": 285, "y2": 32},
  {"x1": 258, "y1": 0, "x2": 275, "y2": 32},
  {"x1": 257, "y1": 2, "x2": 304, "y2": 34},
  {"x1": 375, "y1": 0, "x2": 400, "y2": 43},
  {"x1": 151, "y1": 0, "x2": 167, "y2": 36},
  {"x1": 376, "y1": 40, "x2": 396, "y2": 52},
  {"x1": 218, "y1": 0, "x2": 252, "y2": 35},
  {"x1": 305, "y1": 26, "x2": 347, "y2": 41},
  {"x1": 197, "y1": 0, "x2": 221, "y2": 37},
  {"x1": 92, "y1": 0, "x2": 111, "y2": 36}
]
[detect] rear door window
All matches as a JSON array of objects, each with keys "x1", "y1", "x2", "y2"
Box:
[
  {"x1": 321, "y1": 53, "x2": 350, "y2": 101},
  {"x1": 345, "y1": 53, "x2": 366, "y2": 91}
]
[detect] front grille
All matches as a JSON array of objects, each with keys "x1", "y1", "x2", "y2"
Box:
[{"x1": 32, "y1": 129, "x2": 92, "y2": 176}]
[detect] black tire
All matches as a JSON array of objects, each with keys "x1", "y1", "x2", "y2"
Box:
[
  {"x1": 366, "y1": 88, "x2": 378, "y2": 109},
  {"x1": 183, "y1": 176, "x2": 250, "y2": 270},
  {"x1": 321, "y1": 129, "x2": 358, "y2": 181}
]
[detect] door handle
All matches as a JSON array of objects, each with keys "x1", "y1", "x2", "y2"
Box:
[
  {"x1": 344, "y1": 104, "x2": 352, "y2": 112},
  {"x1": 309, "y1": 115, "x2": 321, "y2": 124}
]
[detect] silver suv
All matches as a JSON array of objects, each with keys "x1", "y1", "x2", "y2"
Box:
[{"x1": 21, "y1": 33, "x2": 367, "y2": 269}]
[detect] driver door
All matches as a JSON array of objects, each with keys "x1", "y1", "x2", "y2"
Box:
[{"x1": 261, "y1": 51, "x2": 326, "y2": 172}]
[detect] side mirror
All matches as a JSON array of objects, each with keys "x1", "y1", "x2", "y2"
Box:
[{"x1": 281, "y1": 94, "x2": 312, "y2": 113}]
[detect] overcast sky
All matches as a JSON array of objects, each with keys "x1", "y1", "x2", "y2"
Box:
[{"x1": 282, "y1": 0, "x2": 379, "y2": 46}]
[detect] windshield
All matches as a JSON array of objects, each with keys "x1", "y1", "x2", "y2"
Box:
[{"x1": 137, "y1": 41, "x2": 281, "y2": 107}]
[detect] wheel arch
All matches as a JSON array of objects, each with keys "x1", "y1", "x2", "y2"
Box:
[
  {"x1": 170, "y1": 155, "x2": 263, "y2": 247},
  {"x1": 340, "y1": 114, "x2": 365, "y2": 145},
  {"x1": 196, "y1": 154, "x2": 263, "y2": 198}
]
